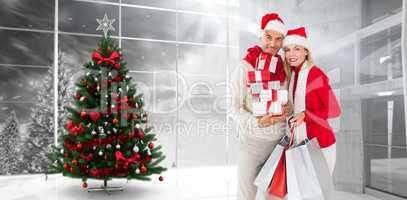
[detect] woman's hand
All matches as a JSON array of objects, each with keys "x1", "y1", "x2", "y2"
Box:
[
  {"x1": 257, "y1": 114, "x2": 285, "y2": 128},
  {"x1": 289, "y1": 111, "x2": 305, "y2": 128},
  {"x1": 282, "y1": 103, "x2": 293, "y2": 116}
]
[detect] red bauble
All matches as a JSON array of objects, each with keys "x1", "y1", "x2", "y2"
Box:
[
  {"x1": 111, "y1": 92, "x2": 118, "y2": 100},
  {"x1": 90, "y1": 111, "x2": 101, "y2": 122},
  {"x1": 90, "y1": 168, "x2": 99, "y2": 177},
  {"x1": 67, "y1": 119, "x2": 74, "y2": 130},
  {"x1": 114, "y1": 63, "x2": 121, "y2": 70},
  {"x1": 72, "y1": 159, "x2": 78, "y2": 165},
  {"x1": 134, "y1": 153, "x2": 141, "y2": 160},
  {"x1": 113, "y1": 75, "x2": 122, "y2": 82},
  {"x1": 112, "y1": 118, "x2": 119, "y2": 124},
  {"x1": 82, "y1": 182, "x2": 88, "y2": 188},
  {"x1": 159, "y1": 176, "x2": 164, "y2": 181},
  {"x1": 63, "y1": 163, "x2": 69, "y2": 169},
  {"x1": 76, "y1": 143, "x2": 83, "y2": 150},
  {"x1": 138, "y1": 131, "x2": 145, "y2": 139},
  {"x1": 128, "y1": 131, "x2": 135, "y2": 138},
  {"x1": 63, "y1": 153, "x2": 69, "y2": 158},
  {"x1": 80, "y1": 111, "x2": 87, "y2": 118},
  {"x1": 145, "y1": 155, "x2": 151, "y2": 162},
  {"x1": 75, "y1": 92, "x2": 81, "y2": 100},
  {"x1": 140, "y1": 165, "x2": 147, "y2": 173},
  {"x1": 148, "y1": 143, "x2": 154, "y2": 149}
]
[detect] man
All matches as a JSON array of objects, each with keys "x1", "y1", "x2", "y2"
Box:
[{"x1": 229, "y1": 13, "x2": 290, "y2": 200}]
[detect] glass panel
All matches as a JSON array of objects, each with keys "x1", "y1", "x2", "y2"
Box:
[
  {"x1": 0, "y1": 30, "x2": 53, "y2": 66},
  {"x1": 177, "y1": 13, "x2": 227, "y2": 44},
  {"x1": 360, "y1": 25, "x2": 402, "y2": 85},
  {"x1": 122, "y1": 39, "x2": 176, "y2": 71},
  {"x1": 178, "y1": 44, "x2": 227, "y2": 76},
  {"x1": 366, "y1": 145, "x2": 407, "y2": 197},
  {"x1": 122, "y1": 7, "x2": 176, "y2": 40},
  {"x1": 122, "y1": 0, "x2": 176, "y2": 9},
  {"x1": 319, "y1": 45, "x2": 355, "y2": 88},
  {"x1": 59, "y1": 34, "x2": 119, "y2": 73},
  {"x1": 0, "y1": 0, "x2": 54, "y2": 30},
  {"x1": 177, "y1": 0, "x2": 238, "y2": 15},
  {"x1": 59, "y1": 0, "x2": 119, "y2": 36},
  {"x1": 177, "y1": 74, "x2": 227, "y2": 167},
  {"x1": 0, "y1": 66, "x2": 50, "y2": 103},
  {"x1": 362, "y1": 0, "x2": 402, "y2": 27},
  {"x1": 363, "y1": 94, "x2": 407, "y2": 198}
]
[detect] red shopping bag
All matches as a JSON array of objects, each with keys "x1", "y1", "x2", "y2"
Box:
[{"x1": 267, "y1": 150, "x2": 287, "y2": 198}]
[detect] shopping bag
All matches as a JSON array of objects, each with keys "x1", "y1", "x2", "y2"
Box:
[
  {"x1": 306, "y1": 138, "x2": 334, "y2": 199},
  {"x1": 286, "y1": 140, "x2": 324, "y2": 200},
  {"x1": 254, "y1": 136, "x2": 289, "y2": 191},
  {"x1": 267, "y1": 151, "x2": 287, "y2": 198},
  {"x1": 254, "y1": 136, "x2": 289, "y2": 200}
]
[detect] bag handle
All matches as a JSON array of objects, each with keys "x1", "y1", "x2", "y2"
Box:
[{"x1": 288, "y1": 126, "x2": 295, "y2": 148}]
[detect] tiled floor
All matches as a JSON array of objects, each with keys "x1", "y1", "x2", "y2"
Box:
[{"x1": 0, "y1": 166, "x2": 382, "y2": 200}]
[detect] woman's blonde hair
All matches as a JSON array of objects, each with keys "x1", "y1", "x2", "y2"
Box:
[{"x1": 283, "y1": 47, "x2": 314, "y2": 82}]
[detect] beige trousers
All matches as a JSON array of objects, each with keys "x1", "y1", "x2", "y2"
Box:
[{"x1": 237, "y1": 134, "x2": 281, "y2": 200}]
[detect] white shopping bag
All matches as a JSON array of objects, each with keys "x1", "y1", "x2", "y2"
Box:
[
  {"x1": 285, "y1": 126, "x2": 324, "y2": 200},
  {"x1": 306, "y1": 138, "x2": 334, "y2": 200}
]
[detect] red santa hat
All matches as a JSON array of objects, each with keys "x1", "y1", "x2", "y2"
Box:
[
  {"x1": 260, "y1": 13, "x2": 287, "y2": 36},
  {"x1": 283, "y1": 27, "x2": 311, "y2": 50}
]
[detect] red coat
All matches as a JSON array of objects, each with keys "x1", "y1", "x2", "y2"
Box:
[{"x1": 291, "y1": 65, "x2": 341, "y2": 148}]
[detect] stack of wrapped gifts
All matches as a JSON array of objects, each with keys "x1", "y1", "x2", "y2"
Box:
[{"x1": 246, "y1": 56, "x2": 288, "y2": 116}]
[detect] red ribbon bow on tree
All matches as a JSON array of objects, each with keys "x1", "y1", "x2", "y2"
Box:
[
  {"x1": 92, "y1": 51, "x2": 120, "y2": 65},
  {"x1": 67, "y1": 120, "x2": 85, "y2": 135},
  {"x1": 115, "y1": 151, "x2": 141, "y2": 169}
]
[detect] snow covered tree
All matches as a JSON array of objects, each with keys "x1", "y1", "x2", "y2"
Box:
[
  {"x1": 58, "y1": 51, "x2": 75, "y2": 139},
  {"x1": 0, "y1": 111, "x2": 21, "y2": 174},
  {"x1": 20, "y1": 67, "x2": 54, "y2": 173}
]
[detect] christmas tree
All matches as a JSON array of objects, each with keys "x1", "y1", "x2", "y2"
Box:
[
  {"x1": 0, "y1": 111, "x2": 21, "y2": 175},
  {"x1": 47, "y1": 34, "x2": 167, "y2": 188}
]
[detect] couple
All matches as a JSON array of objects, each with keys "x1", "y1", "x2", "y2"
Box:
[{"x1": 230, "y1": 12, "x2": 341, "y2": 200}]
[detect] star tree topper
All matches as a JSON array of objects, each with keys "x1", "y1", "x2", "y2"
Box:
[{"x1": 96, "y1": 13, "x2": 116, "y2": 37}]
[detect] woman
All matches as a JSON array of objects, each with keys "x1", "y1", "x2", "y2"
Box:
[{"x1": 283, "y1": 27, "x2": 341, "y2": 174}]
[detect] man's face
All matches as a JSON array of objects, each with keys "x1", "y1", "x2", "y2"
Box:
[{"x1": 260, "y1": 30, "x2": 284, "y2": 55}]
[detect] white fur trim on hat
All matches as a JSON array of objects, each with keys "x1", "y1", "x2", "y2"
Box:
[
  {"x1": 263, "y1": 20, "x2": 287, "y2": 36},
  {"x1": 283, "y1": 35, "x2": 311, "y2": 50}
]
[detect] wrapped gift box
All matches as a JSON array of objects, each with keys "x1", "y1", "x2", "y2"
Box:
[
  {"x1": 257, "y1": 56, "x2": 279, "y2": 73},
  {"x1": 251, "y1": 89, "x2": 288, "y2": 116},
  {"x1": 247, "y1": 70, "x2": 272, "y2": 84},
  {"x1": 249, "y1": 81, "x2": 280, "y2": 95},
  {"x1": 252, "y1": 100, "x2": 285, "y2": 116}
]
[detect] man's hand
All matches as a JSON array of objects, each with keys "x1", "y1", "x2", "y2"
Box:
[
  {"x1": 256, "y1": 103, "x2": 294, "y2": 128},
  {"x1": 257, "y1": 114, "x2": 274, "y2": 128},
  {"x1": 257, "y1": 114, "x2": 284, "y2": 128}
]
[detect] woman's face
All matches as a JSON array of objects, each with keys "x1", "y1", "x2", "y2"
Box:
[{"x1": 283, "y1": 44, "x2": 308, "y2": 67}]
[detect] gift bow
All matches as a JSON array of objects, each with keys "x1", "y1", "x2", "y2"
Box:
[
  {"x1": 92, "y1": 51, "x2": 120, "y2": 65},
  {"x1": 115, "y1": 151, "x2": 140, "y2": 169}
]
